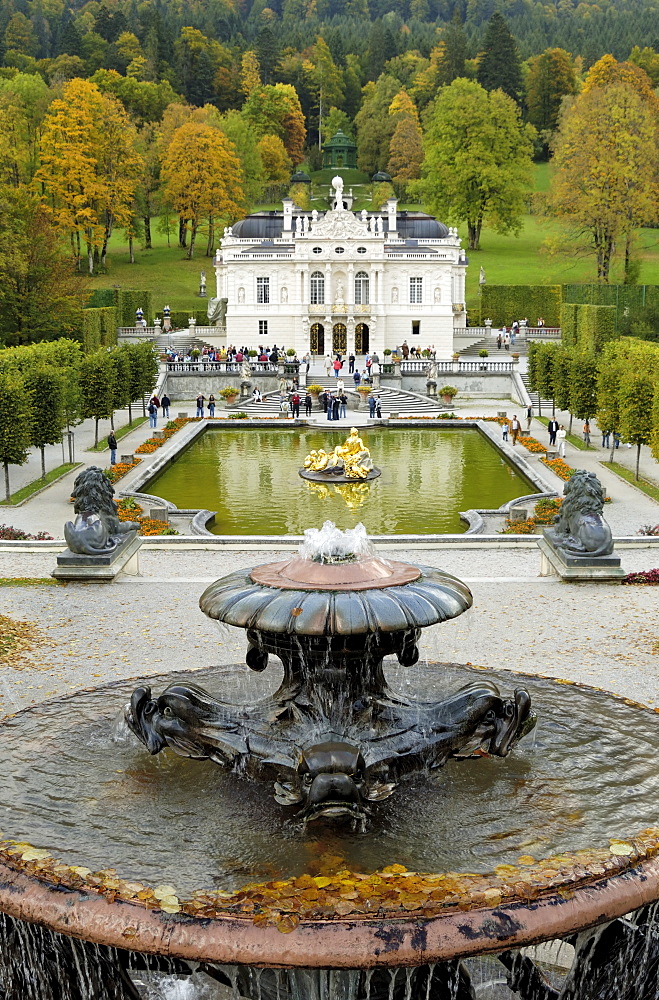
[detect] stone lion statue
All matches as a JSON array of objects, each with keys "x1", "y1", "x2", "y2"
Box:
[
  {"x1": 546, "y1": 470, "x2": 613, "y2": 558},
  {"x1": 64, "y1": 466, "x2": 139, "y2": 555}
]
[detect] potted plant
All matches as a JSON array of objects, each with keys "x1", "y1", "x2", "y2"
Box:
[
  {"x1": 452, "y1": 352, "x2": 460, "y2": 361},
  {"x1": 383, "y1": 349, "x2": 392, "y2": 356},
  {"x1": 286, "y1": 348, "x2": 296, "y2": 357},
  {"x1": 439, "y1": 385, "x2": 458, "y2": 404},
  {"x1": 248, "y1": 349, "x2": 258, "y2": 358},
  {"x1": 307, "y1": 384, "x2": 324, "y2": 398},
  {"x1": 191, "y1": 348, "x2": 201, "y2": 361},
  {"x1": 219, "y1": 385, "x2": 240, "y2": 405},
  {"x1": 478, "y1": 348, "x2": 488, "y2": 370}
]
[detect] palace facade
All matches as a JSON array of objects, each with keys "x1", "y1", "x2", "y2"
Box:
[{"x1": 212, "y1": 177, "x2": 467, "y2": 358}]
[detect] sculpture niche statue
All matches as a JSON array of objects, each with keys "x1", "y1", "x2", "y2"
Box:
[
  {"x1": 301, "y1": 427, "x2": 380, "y2": 482},
  {"x1": 545, "y1": 470, "x2": 613, "y2": 558},
  {"x1": 64, "y1": 466, "x2": 139, "y2": 556}
]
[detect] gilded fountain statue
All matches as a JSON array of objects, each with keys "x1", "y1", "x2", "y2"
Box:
[{"x1": 301, "y1": 427, "x2": 381, "y2": 482}]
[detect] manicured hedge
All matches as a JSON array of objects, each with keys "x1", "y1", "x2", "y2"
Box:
[
  {"x1": 86, "y1": 288, "x2": 116, "y2": 308},
  {"x1": 168, "y1": 309, "x2": 209, "y2": 329},
  {"x1": 480, "y1": 285, "x2": 562, "y2": 326},
  {"x1": 80, "y1": 307, "x2": 118, "y2": 352},
  {"x1": 575, "y1": 304, "x2": 616, "y2": 352},
  {"x1": 116, "y1": 289, "x2": 152, "y2": 326},
  {"x1": 559, "y1": 302, "x2": 578, "y2": 348}
]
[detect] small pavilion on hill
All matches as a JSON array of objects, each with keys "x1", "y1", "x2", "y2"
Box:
[{"x1": 322, "y1": 130, "x2": 357, "y2": 169}]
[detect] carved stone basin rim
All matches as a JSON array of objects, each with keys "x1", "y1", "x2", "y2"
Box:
[{"x1": 249, "y1": 556, "x2": 421, "y2": 591}]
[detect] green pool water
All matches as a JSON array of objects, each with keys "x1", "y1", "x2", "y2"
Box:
[{"x1": 146, "y1": 427, "x2": 535, "y2": 535}]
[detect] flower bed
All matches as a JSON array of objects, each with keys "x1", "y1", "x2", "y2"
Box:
[
  {"x1": 518, "y1": 435, "x2": 547, "y2": 454},
  {"x1": 115, "y1": 498, "x2": 178, "y2": 537},
  {"x1": 501, "y1": 497, "x2": 562, "y2": 535},
  {"x1": 541, "y1": 456, "x2": 575, "y2": 481},
  {"x1": 623, "y1": 569, "x2": 659, "y2": 585},
  {"x1": 104, "y1": 459, "x2": 141, "y2": 484},
  {"x1": 0, "y1": 525, "x2": 53, "y2": 540},
  {"x1": 135, "y1": 417, "x2": 189, "y2": 455}
]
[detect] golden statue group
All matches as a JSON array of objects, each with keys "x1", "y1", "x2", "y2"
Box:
[{"x1": 303, "y1": 428, "x2": 375, "y2": 480}]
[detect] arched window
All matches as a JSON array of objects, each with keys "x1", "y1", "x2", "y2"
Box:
[
  {"x1": 354, "y1": 271, "x2": 369, "y2": 305},
  {"x1": 310, "y1": 271, "x2": 325, "y2": 304}
]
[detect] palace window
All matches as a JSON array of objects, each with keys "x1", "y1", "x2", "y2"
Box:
[
  {"x1": 312, "y1": 246, "x2": 323, "y2": 254},
  {"x1": 354, "y1": 271, "x2": 369, "y2": 305},
  {"x1": 259, "y1": 320, "x2": 268, "y2": 338},
  {"x1": 409, "y1": 277, "x2": 423, "y2": 304},
  {"x1": 310, "y1": 271, "x2": 325, "y2": 304},
  {"x1": 256, "y1": 277, "x2": 270, "y2": 304}
]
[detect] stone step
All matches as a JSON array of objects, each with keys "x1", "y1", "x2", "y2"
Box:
[{"x1": 520, "y1": 373, "x2": 554, "y2": 411}]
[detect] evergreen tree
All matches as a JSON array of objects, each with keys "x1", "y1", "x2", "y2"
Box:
[
  {"x1": 256, "y1": 26, "x2": 279, "y2": 84},
  {"x1": 58, "y1": 19, "x2": 82, "y2": 58},
  {"x1": 438, "y1": 12, "x2": 467, "y2": 85},
  {"x1": 476, "y1": 12, "x2": 522, "y2": 104},
  {"x1": 526, "y1": 47, "x2": 578, "y2": 151}
]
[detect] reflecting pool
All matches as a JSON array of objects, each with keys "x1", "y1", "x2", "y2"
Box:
[{"x1": 146, "y1": 427, "x2": 535, "y2": 535}]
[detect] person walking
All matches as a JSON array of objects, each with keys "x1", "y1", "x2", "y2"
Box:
[
  {"x1": 526, "y1": 405, "x2": 532, "y2": 432},
  {"x1": 365, "y1": 355, "x2": 372, "y2": 377},
  {"x1": 547, "y1": 417, "x2": 559, "y2": 446},
  {"x1": 148, "y1": 398, "x2": 158, "y2": 429},
  {"x1": 304, "y1": 391, "x2": 313, "y2": 416},
  {"x1": 303, "y1": 352, "x2": 311, "y2": 375},
  {"x1": 602, "y1": 429, "x2": 610, "y2": 448},
  {"x1": 208, "y1": 394, "x2": 216, "y2": 417},
  {"x1": 557, "y1": 424, "x2": 567, "y2": 458},
  {"x1": 325, "y1": 355, "x2": 333, "y2": 378},
  {"x1": 582, "y1": 420, "x2": 591, "y2": 446},
  {"x1": 368, "y1": 393, "x2": 376, "y2": 418},
  {"x1": 161, "y1": 394, "x2": 170, "y2": 419},
  {"x1": 333, "y1": 357, "x2": 342, "y2": 378},
  {"x1": 401, "y1": 341, "x2": 409, "y2": 359},
  {"x1": 339, "y1": 392, "x2": 347, "y2": 419},
  {"x1": 348, "y1": 353, "x2": 355, "y2": 374},
  {"x1": 353, "y1": 370, "x2": 361, "y2": 387},
  {"x1": 497, "y1": 332, "x2": 502, "y2": 351},
  {"x1": 195, "y1": 393, "x2": 205, "y2": 418},
  {"x1": 510, "y1": 414, "x2": 521, "y2": 445},
  {"x1": 503, "y1": 331, "x2": 510, "y2": 351},
  {"x1": 376, "y1": 399, "x2": 382, "y2": 418},
  {"x1": 291, "y1": 391, "x2": 301, "y2": 418},
  {"x1": 108, "y1": 431, "x2": 117, "y2": 465},
  {"x1": 502, "y1": 420, "x2": 509, "y2": 443},
  {"x1": 326, "y1": 392, "x2": 334, "y2": 420}
]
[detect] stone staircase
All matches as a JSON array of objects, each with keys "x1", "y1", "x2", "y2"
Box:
[
  {"x1": 520, "y1": 372, "x2": 554, "y2": 413},
  {"x1": 154, "y1": 332, "x2": 215, "y2": 355},
  {"x1": 457, "y1": 335, "x2": 528, "y2": 358},
  {"x1": 236, "y1": 378, "x2": 448, "y2": 417}
]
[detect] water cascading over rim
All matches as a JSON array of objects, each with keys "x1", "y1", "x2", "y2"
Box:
[{"x1": 127, "y1": 523, "x2": 535, "y2": 826}]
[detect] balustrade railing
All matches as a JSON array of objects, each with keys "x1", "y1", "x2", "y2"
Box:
[
  {"x1": 399, "y1": 360, "x2": 514, "y2": 374},
  {"x1": 166, "y1": 361, "x2": 278, "y2": 373}
]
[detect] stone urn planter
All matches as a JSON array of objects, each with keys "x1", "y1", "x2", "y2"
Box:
[
  {"x1": 220, "y1": 386, "x2": 240, "y2": 407},
  {"x1": 440, "y1": 385, "x2": 458, "y2": 406}
]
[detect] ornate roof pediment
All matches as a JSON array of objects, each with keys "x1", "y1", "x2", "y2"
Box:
[{"x1": 308, "y1": 209, "x2": 369, "y2": 241}]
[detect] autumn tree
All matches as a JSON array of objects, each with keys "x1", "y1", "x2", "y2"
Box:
[
  {"x1": 355, "y1": 74, "x2": 400, "y2": 174},
  {"x1": 161, "y1": 121, "x2": 244, "y2": 258},
  {"x1": 36, "y1": 79, "x2": 142, "y2": 274},
  {"x1": 415, "y1": 78, "x2": 535, "y2": 250},
  {"x1": 387, "y1": 90, "x2": 423, "y2": 187},
  {"x1": 242, "y1": 84, "x2": 306, "y2": 164},
  {"x1": 551, "y1": 83, "x2": 659, "y2": 282},
  {"x1": 241, "y1": 50, "x2": 262, "y2": 95},
  {"x1": 218, "y1": 111, "x2": 265, "y2": 208},
  {"x1": 583, "y1": 54, "x2": 659, "y2": 110},
  {"x1": 477, "y1": 12, "x2": 522, "y2": 104},
  {"x1": 258, "y1": 134, "x2": 292, "y2": 199},
  {"x1": 0, "y1": 371, "x2": 32, "y2": 500},
  {"x1": 526, "y1": 48, "x2": 578, "y2": 153},
  {"x1": 310, "y1": 36, "x2": 344, "y2": 142}
]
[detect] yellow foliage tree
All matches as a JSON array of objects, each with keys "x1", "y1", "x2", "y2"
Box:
[
  {"x1": 241, "y1": 50, "x2": 262, "y2": 95},
  {"x1": 36, "y1": 78, "x2": 142, "y2": 274},
  {"x1": 388, "y1": 116, "x2": 424, "y2": 186},
  {"x1": 583, "y1": 54, "x2": 659, "y2": 112},
  {"x1": 161, "y1": 121, "x2": 244, "y2": 258},
  {"x1": 551, "y1": 83, "x2": 659, "y2": 282},
  {"x1": 257, "y1": 133, "x2": 292, "y2": 196}
]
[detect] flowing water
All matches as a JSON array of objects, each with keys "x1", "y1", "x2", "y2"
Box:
[
  {"x1": 1, "y1": 662, "x2": 658, "y2": 896},
  {"x1": 144, "y1": 428, "x2": 534, "y2": 535}
]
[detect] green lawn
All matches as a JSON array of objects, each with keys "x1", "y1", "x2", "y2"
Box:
[
  {"x1": 0, "y1": 463, "x2": 80, "y2": 505},
  {"x1": 84, "y1": 163, "x2": 659, "y2": 317},
  {"x1": 602, "y1": 461, "x2": 659, "y2": 501}
]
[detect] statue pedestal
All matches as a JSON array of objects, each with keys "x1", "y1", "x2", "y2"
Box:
[
  {"x1": 53, "y1": 533, "x2": 142, "y2": 582},
  {"x1": 299, "y1": 467, "x2": 381, "y2": 484},
  {"x1": 537, "y1": 535, "x2": 624, "y2": 582}
]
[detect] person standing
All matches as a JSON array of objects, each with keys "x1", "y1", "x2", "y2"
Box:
[
  {"x1": 349, "y1": 353, "x2": 355, "y2": 374},
  {"x1": 510, "y1": 414, "x2": 521, "y2": 445},
  {"x1": 526, "y1": 405, "x2": 532, "y2": 432},
  {"x1": 196, "y1": 393, "x2": 205, "y2": 418},
  {"x1": 333, "y1": 357, "x2": 342, "y2": 378},
  {"x1": 161, "y1": 394, "x2": 170, "y2": 419},
  {"x1": 502, "y1": 420, "x2": 509, "y2": 443},
  {"x1": 401, "y1": 341, "x2": 409, "y2": 359},
  {"x1": 208, "y1": 394, "x2": 216, "y2": 417},
  {"x1": 368, "y1": 393, "x2": 376, "y2": 418},
  {"x1": 291, "y1": 391, "x2": 301, "y2": 418},
  {"x1": 547, "y1": 417, "x2": 559, "y2": 446},
  {"x1": 583, "y1": 420, "x2": 591, "y2": 446},
  {"x1": 326, "y1": 392, "x2": 334, "y2": 420},
  {"x1": 332, "y1": 394, "x2": 340, "y2": 420},
  {"x1": 602, "y1": 429, "x2": 610, "y2": 448},
  {"x1": 339, "y1": 392, "x2": 347, "y2": 419},
  {"x1": 503, "y1": 331, "x2": 510, "y2": 351},
  {"x1": 108, "y1": 431, "x2": 117, "y2": 465},
  {"x1": 557, "y1": 424, "x2": 567, "y2": 458},
  {"x1": 497, "y1": 332, "x2": 502, "y2": 351},
  {"x1": 365, "y1": 355, "x2": 372, "y2": 377},
  {"x1": 353, "y1": 370, "x2": 361, "y2": 387},
  {"x1": 304, "y1": 391, "x2": 313, "y2": 416},
  {"x1": 303, "y1": 352, "x2": 311, "y2": 375},
  {"x1": 148, "y1": 398, "x2": 158, "y2": 429},
  {"x1": 325, "y1": 355, "x2": 333, "y2": 377},
  {"x1": 375, "y1": 399, "x2": 382, "y2": 418}
]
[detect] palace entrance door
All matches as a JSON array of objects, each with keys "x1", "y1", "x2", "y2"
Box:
[
  {"x1": 310, "y1": 323, "x2": 325, "y2": 355},
  {"x1": 332, "y1": 323, "x2": 347, "y2": 354},
  {"x1": 355, "y1": 323, "x2": 369, "y2": 354}
]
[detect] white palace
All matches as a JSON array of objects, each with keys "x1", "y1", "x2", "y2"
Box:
[{"x1": 211, "y1": 176, "x2": 468, "y2": 358}]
